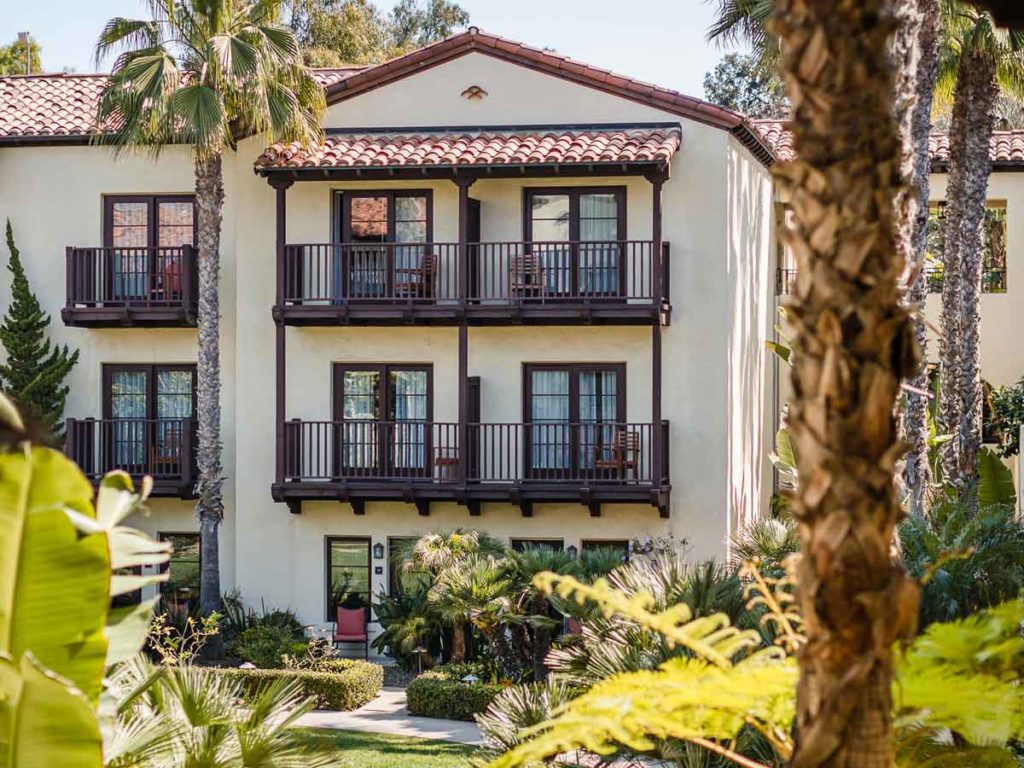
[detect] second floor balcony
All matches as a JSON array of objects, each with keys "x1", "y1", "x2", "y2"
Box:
[
  {"x1": 62, "y1": 245, "x2": 198, "y2": 327},
  {"x1": 65, "y1": 417, "x2": 196, "y2": 498},
  {"x1": 275, "y1": 240, "x2": 670, "y2": 325}
]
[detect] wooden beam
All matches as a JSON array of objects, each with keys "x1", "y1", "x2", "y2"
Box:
[
  {"x1": 520, "y1": 501, "x2": 533, "y2": 518},
  {"x1": 415, "y1": 499, "x2": 431, "y2": 516},
  {"x1": 287, "y1": 500, "x2": 302, "y2": 515},
  {"x1": 351, "y1": 499, "x2": 366, "y2": 516},
  {"x1": 467, "y1": 500, "x2": 481, "y2": 516}
]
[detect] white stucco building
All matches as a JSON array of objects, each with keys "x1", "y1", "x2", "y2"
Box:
[{"x1": 0, "y1": 28, "x2": 1018, "y2": 641}]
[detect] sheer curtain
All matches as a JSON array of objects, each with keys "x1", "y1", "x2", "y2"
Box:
[
  {"x1": 392, "y1": 370, "x2": 427, "y2": 470},
  {"x1": 579, "y1": 193, "x2": 619, "y2": 296},
  {"x1": 111, "y1": 371, "x2": 147, "y2": 468},
  {"x1": 156, "y1": 370, "x2": 193, "y2": 461},
  {"x1": 342, "y1": 371, "x2": 380, "y2": 471},
  {"x1": 531, "y1": 370, "x2": 570, "y2": 470}
]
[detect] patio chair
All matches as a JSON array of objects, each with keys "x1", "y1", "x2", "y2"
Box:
[
  {"x1": 433, "y1": 446, "x2": 459, "y2": 481},
  {"x1": 394, "y1": 254, "x2": 437, "y2": 299},
  {"x1": 509, "y1": 254, "x2": 546, "y2": 298},
  {"x1": 333, "y1": 606, "x2": 369, "y2": 659},
  {"x1": 594, "y1": 430, "x2": 641, "y2": 480}
]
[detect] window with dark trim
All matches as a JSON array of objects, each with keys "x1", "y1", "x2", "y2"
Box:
[
  {"x1": 159, "y1": 532, "x2": 201, "y2": 611},
  {"x1": 524, "y1": 187, "x2": 626, "y2": 296},
  {"x1": 581, "y1": 539, "x2": 630, "y2": 563},
  {"x1": 326, "y1": 537, "x2": 371, "y2": 619},
  {"x1": 102, "y1": 364, "x2": 195, "y2": 474},
  {"x1": 332, "y1": 364, "x2": 432, "y2": 476},
  {"x1": 927, "y1": 201, "x2": 1008, "y2": 293},
  {"x1": 510, "y1": 539, "x2": 565, "y2": 552},
  {"x1": 524, "y1": 363, "x2": 626, "y2": 476},
  {"x1": 388, "y1": 537, "x2": 428, "y2": 595}
]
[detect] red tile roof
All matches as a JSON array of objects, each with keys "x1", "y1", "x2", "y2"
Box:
[
  {"x1": 0, "y1": 68, "x2": 365, "y2": 141},
  {"x1": 754, "y1": 119, "x2": 1024, "y2": 167},
  {"x1": 254, "y1": 126, "x2": 682, "y2": 170}
]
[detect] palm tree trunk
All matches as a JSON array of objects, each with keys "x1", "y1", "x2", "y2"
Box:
[
  {"x1": 450, "y1": 623, "x2": 466, "y2": 662},
  {"x1": 938, "y1": 63, "x2": 975, "y2": 486},
  {"x1": 955, "y1": 51, "x2": 998, "y2": 496},
  {"x1": 900, "y1": 0, "x2": 941, "y2": 517},
  {"x1": 770, "y1": 0, "x2": 922, "y2": 765},
  {"x1": 194, "y1": 152, "x2": 225, "y2": 643},
  {"x1": 531, "y1": 595, "x2": 552, "y2": 681}
]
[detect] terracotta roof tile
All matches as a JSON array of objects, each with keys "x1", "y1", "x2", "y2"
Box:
[
  {"x1": 254, "y1": 126, "x2": 682, "y2": 170},
  {"x1": 753, "y1": 119, "x2": 1024, "y2": 167},
  {"x1": 0, "y1": 67, "x2": 365, "y2": 140}
]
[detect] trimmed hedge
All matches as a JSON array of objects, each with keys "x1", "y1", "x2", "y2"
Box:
[
  {"x1": 211, "y1": 660, "x2": 383, "y2": 711},
  {"x1": 406, "y1": 671, "x2": 505, "y2": 721}
]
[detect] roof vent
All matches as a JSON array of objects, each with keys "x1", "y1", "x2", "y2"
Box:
[{"x1": 461, "y1": 84, "x2": 488, "y2": 101}]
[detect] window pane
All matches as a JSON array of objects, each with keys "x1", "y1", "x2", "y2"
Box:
[
  {"x1": 328, "y1": 538, "x2": 370, "y2": 615},
  {"x1": 111, "y1": 371, "x2": 147, "y2": 418},
  {"x1": 157, "y1": 201, "x2": 194, "y2": 247},
  {"x1": 156, "y1": 369, "x2": 194, "y2": 419},
  {"x1": 395, "y1": 196, "x2": 427, "y2": 222},
  {"x1": 580, "y1": 193, "x2": 618, "y2": 221},
  {"x1": 111, "y1": 202, "x2": 149, "y2": 248},
  {"x1": 162, "y1": 533, "x2": 201, "y2": 608},
  {"x1": 511, "y1": 539, "x2": 564, "y2": 552},
  {"x1": 349, "y1": 196, "x2": 388, "y2": 242},
  {"x1": 396, "y1": 220, "x2": 427, "y2": 244},
  {"x1": 343, "y1": 371, "x2": 380, "y2": 419},
  {"x1": 531, "y1": 194, "x2": 570, "y2": 242}
]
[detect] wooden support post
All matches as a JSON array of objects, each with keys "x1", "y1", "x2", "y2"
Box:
[
  {"x1": 647, "y1": 169, "x2": 666, "y2": 491},
  {"x1": 455, "y1": 176, "x2": 474, "y2": 492},
  {"x1": 273, "y1": 179, "x2": 292, "y2": 488}
]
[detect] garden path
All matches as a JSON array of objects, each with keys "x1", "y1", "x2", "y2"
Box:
[{"x1": 297, "y1": 687, "x2": 484, "y2": 745}]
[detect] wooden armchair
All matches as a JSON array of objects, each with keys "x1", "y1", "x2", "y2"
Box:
[
  {"x1": 509, "y1": 254, "x2": 546, "y2": 298},
  {"x1": 394, "y1": 254, "x2": 436, "y2": 299},
  {"x1": 594, "y1": 430, "x2": 641, "y2": 480}
]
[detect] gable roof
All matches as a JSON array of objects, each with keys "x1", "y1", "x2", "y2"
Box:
[{"x1": 754, "y1": 119, "x2": 1024, "y2": 170}]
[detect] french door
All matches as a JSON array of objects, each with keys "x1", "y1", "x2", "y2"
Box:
[
  {"x1": 334, "y1": 192, "x2": 431, "y2": 299},
  {"x1": 525, "y1": 188, "x2": 625, "y2": 297},
  {"x1": 333, "y1": 364, "x2": 432, "y2": 477},
  {"x1": 104, "y1": 195, "x2": 195, "y2": 303},
  {"x1": 524, "y1": 364, "x2": 625, "y2": 479},
  {"x1": 102, "y1": 364, "x2": 195, "y2": 476}
]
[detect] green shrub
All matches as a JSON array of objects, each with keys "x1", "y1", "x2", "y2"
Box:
[
  {"x1": 210, "y1": 661, "x2": 383, "y2": 710},
  {"x1": 406, "y1": 671, "x2": 505, "y2": 721},
  {"x1": 230, "y1": 625, "x2": 298, "y2": 669},
  {"x1": 432, "y1": 660, "x2": 503, "y2": 684}
]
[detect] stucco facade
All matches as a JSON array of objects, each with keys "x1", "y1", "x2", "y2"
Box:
[{"x1": 0, "y1": 34, "x2": 778, "y2": 639}]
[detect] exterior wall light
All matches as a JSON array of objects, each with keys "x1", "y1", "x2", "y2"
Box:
[
  {"x1": 372, "y1": 542, "x2": 385, "y2": 560},
  {"x1": 567, "y1": 545, "x2": 579, "y2": 559}
]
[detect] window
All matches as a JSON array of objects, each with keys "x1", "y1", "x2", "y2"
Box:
[
  {"x1": 334, "y1": 191, "x2": 432, "y2": 297},
  {"x1": 510, "y1": 539, "x2": 564, "y2": 552},
  {"x1": 524, "y1": 364, "x2": 625, "y2": 476},
  {"x1": 926, "y1": 202, "x2": 1007, "y2": 293},
  {"x1": 581, "y1": 539, "x2": 630, "y2": 563},
  {"x1": 524, "y1": 187, "x2": 625, "y2": 296},
  {"x1": 103, "y1": 365, "x2": 195, "y2": 474},
  {"x1": 388, "y1": 537, "x2": 428, "y2": 595},
  {"x1": 104, "y1": 195, "x2": 195, "y2": 301},
  {"x1": 333, "y1": 364, "x2": 432, "y2": 476},
  {"x1": 326, "y1": 537, "x2": 371, "y2": 619},
  {"x1": 159, "y1": 532, "x2": 201, "y2": 611}
]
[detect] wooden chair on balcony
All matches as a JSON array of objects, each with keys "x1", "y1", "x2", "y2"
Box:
[
  {"x1": 433, "y1": 446, "x2": 459, "y2": 481},
  {"x1": 594, "y1": 430, "x2": 641, "y2": 481},
  {"x1": 509, "y1": 254, "x2": 546, "y2": 299},
  {"x1": 394, "y1": 254, "x2": 436, "y2": 299}
]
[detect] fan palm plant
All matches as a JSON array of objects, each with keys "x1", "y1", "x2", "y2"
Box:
[
  {"x1": 94, "y1": 0, "x2": 326, "y2": 628},
  {"x1": 935, "y1": 3, "x2": 1024, "y2": 495}
]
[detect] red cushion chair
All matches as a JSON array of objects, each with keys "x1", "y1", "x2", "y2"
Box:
[{"x1": 333, "y1": 606, "x2": 369, "y2": 659}]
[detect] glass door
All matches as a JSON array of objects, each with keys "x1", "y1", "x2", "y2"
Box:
[
  {"x1": 108, "y1": 368, "x2": 148, "y2": 472},
  {"x1": 578, "y1": 192, "x2": 622, "y2": 297}
]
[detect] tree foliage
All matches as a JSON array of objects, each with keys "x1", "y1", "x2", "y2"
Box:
[
  {"x1": 0, "y1": 36, "x2": 42, "y2": 75},
  {"x1": 0, "y1": 221, "x2": 79, "y2": 440},
  {"x1": 289, "y1": 0, "x2": 469, "y2": 66},
  {"x1": 703, "y1": 52, "x2": 788, "y2": 118}
]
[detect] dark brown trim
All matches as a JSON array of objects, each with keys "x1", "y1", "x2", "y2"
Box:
[
  {"x1": 102, "y1": 194, "x2": 197, "y2": 249},
  {"x1": 521, "y1": 363, "x2": 627, "y2": 424},
  {"x1": 102, "y1": 363, "x2": 197, "y2": 419},
  {"x1": 257, "y1": 161, "x2": 668, "y2": 181},
  {"x1": 510, "y1": 538, "x2": 565, "y2": 551},
  {"x1": 275, "y1": 182, "x2": 291, "y2": 486},
  {"x1": 522, "y1": 186, "x2": 627, "y2": 241},
  {"x1": 580, "y1": 538, "x2": 631, "y2": 561},
  {"x1": 334, "y1": 189, "x2": 435, "y2": 243},
  {"x1": 324, "y1": 535, "x2": 372, "y2": 621}
]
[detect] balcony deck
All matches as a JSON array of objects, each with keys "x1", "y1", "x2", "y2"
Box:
[
  {"x1": 65, "y1": 417, "x2": 196, "y2": 498},
  {"x1": 273, "y1": 420, "x2": 670, "y2": 516},
  {"x1": 274, "y1": 241, "x2": 671, "y2": 326},
  {"x1": 62, "y1": 246, "x2": 198, "y2": 328}
]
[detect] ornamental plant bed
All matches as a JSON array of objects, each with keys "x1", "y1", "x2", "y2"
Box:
[
  {"x1": 210, "y1": 659, "x2": 383, "y2": 711},
  {"x1": 405, "y1": 670, "x2": 507, "y2": 721}
]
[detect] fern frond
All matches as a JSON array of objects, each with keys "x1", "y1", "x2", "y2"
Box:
[
  {"x1": 535, "y1": 573, "x2": 763, "y2": 668},
  {"x1": 485, "y1": 655, "x2": 798, "y2": 768},
  {"x1": 739, "y1": 557, "x2": 805, "y2": 655}
]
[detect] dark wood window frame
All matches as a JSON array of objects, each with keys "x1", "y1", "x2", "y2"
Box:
[
  {"x1": 581, "y1": 539, "x2": 631, "y2": 562},
  {"x1": 522, "y1": 362, "x2": 627, "y2": 480},
  {"x1": 332, "y1": 189, "x2": 434, "y2": 244},
  {"x1": 331, "y1": 363, "x2": 434, "y2": 477},
  {"x1": 103, "y1": 194, "x2": 197, "y2": 248},
  {"x1": 510, "y1": 538, "x2": 565, "y2": 552},
  {"x1": 158, "y1": 531, "x2": 201, "y2": 604},
  {"x1": 387, "y1": 536, "x2": 428, "y2": 595},
  {"x1": 102, "y1": 363, "x2": 198, "y2": 420},
  {"x1": 325, "y1": 536, "x2": 372, "y2": 621}
]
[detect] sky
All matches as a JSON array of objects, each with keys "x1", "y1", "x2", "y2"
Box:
[{"x1": 1, "y1": 0, "x2": 742, "y2": 100}]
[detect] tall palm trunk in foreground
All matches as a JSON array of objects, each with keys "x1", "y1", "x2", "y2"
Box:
[
  {"x1": 900, "y1": 0, "x2": 942, "y2": 516},
  {"x1": 195, "y1": 153, "x2": 226, "y2": 619},
  {"x1": 951, "y1": 50, "x2": 998, "y2": 492},
  {"x1": 770, "y1": 0, "x2": 922, "y2": 764}
]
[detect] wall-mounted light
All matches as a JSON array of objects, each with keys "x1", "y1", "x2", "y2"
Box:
[
  {"x1": 372, "y1": 542, "x2": 385, "y2": 560},
  {"x1": 567, "y1": 545, "x2": 578, "y2": 559}
]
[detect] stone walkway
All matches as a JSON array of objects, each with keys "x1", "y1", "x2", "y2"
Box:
[{"x1": 296, "y1": 688, "x2": 484, "y2": 745}]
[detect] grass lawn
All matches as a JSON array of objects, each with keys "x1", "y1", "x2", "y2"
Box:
[{"x1": 297, "y1": 728, "x2": 481, "y2": 768}]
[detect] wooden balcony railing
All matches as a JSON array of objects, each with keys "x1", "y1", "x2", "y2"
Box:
[
  {"x1": 65, "y1": 417, "x2": 196, "y2": 497},
  {"x1": 282, "y1": 419, "x2": 667, "y2": 486},
  {"x1": 924, "y1": 263, "x2": 1007, "y2": 294},
  {"x1": 776, "y1": 267, "x2": 797, "y2": 296},
  {"x1": 277, "y1": 241, "x2": 670, "y2": 324},
  {"x1": 63, "y1": 246, "x2": 198, "y2": 327}
]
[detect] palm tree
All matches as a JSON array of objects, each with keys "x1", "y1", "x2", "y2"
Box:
[
  {"x1": 430, "y1": 554, "x2": 522, "y2": 679},
  {"x1": 404, "y1": 529, "x2": 507, "y2": 661},
  {"x1": 506, "y1": 545, "x2": 578, "y2": 680},
  {"x1": 936, "y1": 3, "x2": 1024, "y2": 494},
  {"x1": 94, "y1": 0, "x2": 326, "y2": 627},
  {"x1": 770, "y1": 0, "x2": 922, "y2": 764}
]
